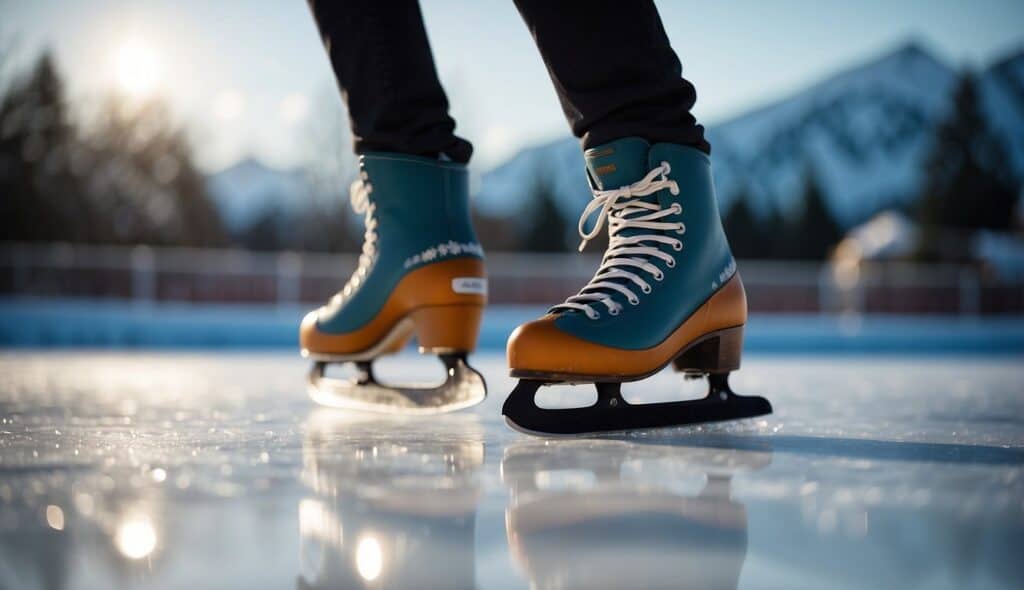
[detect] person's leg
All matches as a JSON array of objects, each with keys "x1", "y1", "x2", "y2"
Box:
[
  {"x1": 502, "y1": 2, "x2": 771, "y2": 435},
  {"x1": 512, "y1": 0, "x2": 709, "y2": 154},
  {"x1": 302, "y1": 1, "x2": 487, "y2": 413},
  {"x1": 307, "y1": 0, "x2": 472, "y2": 162}
]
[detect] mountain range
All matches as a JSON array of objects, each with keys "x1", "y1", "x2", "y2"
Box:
[
  {"x1": 206, "y1": 157, "x2": 310, "y2": 233},
  {"x1": 476, "y1": 41, "x2": 1024, "y2": 228},
  {"x1": 207, "y1": 41, "x2": 1024, "y2": 235}
]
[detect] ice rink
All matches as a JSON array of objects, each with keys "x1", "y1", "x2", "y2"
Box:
[{"x1": 1, "y1": 351, "x2": 1022, "y2": 589}]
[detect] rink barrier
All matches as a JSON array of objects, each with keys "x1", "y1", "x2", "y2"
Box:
[{"x1": 1, "y1": 242, "x2": 1022, "y2": 315}]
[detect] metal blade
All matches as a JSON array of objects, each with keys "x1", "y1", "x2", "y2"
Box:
[{"x1": 308, "y1": 355, "x2": 487, "y2": 415}]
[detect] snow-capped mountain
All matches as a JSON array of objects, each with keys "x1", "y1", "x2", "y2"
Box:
[
  {"x1": 472, "y1": 136, "x2": 591, "y2": 218},
  {"x1": 709, "y1": 42, "x2": 955, "y2": 225},
  {"x1": 477, "y1": 42, "x2": 1024, "y2": 228},
  {"x1": 206, "y1": 158, "x2": 311, "y2": 232}
]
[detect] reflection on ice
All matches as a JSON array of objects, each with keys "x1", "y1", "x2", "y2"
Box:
[
  {"x1": 298, "y1": 409, "x2": 485, "y2": 590},
  {"x1": 0, "y1": 480, "x2": 167, "y2": 588},
  {"x1": 0, "y1": 352, "x2": 1022, "y2": 589},
  {"x1": 115, "y1": 512, "x2": 158, "y2": 560},
  {"x1": 355, "y1": 535, "x2": 383, "y2": 582},
  {"x1": 45, "y1": 505, "x2": 65, "y2": 531},
  {"x1": 502, "y1": 440, "x2": 771, "y2": 590}
]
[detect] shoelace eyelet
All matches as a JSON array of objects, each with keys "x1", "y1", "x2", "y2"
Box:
[
  {"x1": 671, "y1": 241, "x2": 683, "y2": 252},
  {"x1": 666, "y1": 258, "x2": 676, "y2": 268},
  {"x1": 676, "y1": 223, "x2": 686, "y2": 235},
  {"x1": 556, "y1": 161, "x2": 681, "y2": 319}
]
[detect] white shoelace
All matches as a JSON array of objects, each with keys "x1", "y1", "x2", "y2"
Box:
[
  {"x1": 332, "y1": 173, "x2": 378, "y2": 303},
  {"x1": 551, "y1": 161, "x2": 684, "y2": 320}
]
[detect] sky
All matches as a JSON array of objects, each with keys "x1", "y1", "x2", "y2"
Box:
[{"x1": 1, "y1": 0, "x2": 1022, "y2": 172}]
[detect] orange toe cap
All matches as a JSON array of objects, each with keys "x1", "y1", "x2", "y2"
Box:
[
  {"x1": 506, "y1": 314, "x2": 641, "y2": 378},
  {"x1": 507, "y1": 274, "x2": 748, "y2": 380}
]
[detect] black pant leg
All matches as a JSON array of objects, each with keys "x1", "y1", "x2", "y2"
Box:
[
  {"x1": 307, "y1": 0, "x2": 473, "y2": 163},
  {"x1": 512, "y1": 0, "x2": 709, "y2": 154}
]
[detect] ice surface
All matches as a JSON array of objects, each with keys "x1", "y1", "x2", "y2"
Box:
[{"x1": 0, "y1": 352, "x2": 1022, "y2": 589}]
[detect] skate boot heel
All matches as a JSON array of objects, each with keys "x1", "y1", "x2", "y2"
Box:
[
  {"x1": 672, "y1": 325, "x2": 744, "y2": 374},
  {"x1": 411, "y1": 304, "x2": 484, "y2": 353}
]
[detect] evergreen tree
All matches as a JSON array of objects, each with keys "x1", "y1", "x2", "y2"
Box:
[
  {"x1": 522, "y1": 173, "x2": 570, "y2": 252},
  {"x1": 769, "y1": 201, "x2": 801, "y2": 260},
  {"x1": 471, "y1": 207, "x2": 521, "y2": 252},
  {"x1": 0, "y1": 51, "x2": 225, "y2": 247},
  {"x1": 722, "y1": 186, "x2": 766, "y2": 258},
  {"x1": 0, "y1": 52, "x2": 91, "y2": 242},
  {"x1": 916, "y1": 71, "x2": 1018, "y2": 258},
  {"x1": 299, "y1": 189, "x2": 359, "y2": 253},
  {"x1": 239, "y1": 208, "x2": 286, "y2": 251},
  {"x1": 789, "y1": 166, "x2": 843, "y2": 259}
]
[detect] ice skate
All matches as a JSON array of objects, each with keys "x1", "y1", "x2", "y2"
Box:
[
  {"x1": 301, "y1": 152, "x2": 488, "y2": 414},
  {"x1": 501, "y1": 440, "x2": 770, "y2": 589},
  {"x1": 503, "y1": 137, "x2": 771, "y2": 435}
]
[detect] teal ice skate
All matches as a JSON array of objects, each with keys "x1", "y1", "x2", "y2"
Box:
[
  {"x1": 300, "y1": 152, "x2": 488, "y2": 414},
  {"x1": 503, "y1": 137, "x2": 771, "y2": 435}
]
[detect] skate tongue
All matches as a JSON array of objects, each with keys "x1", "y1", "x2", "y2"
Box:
[
  {"x1": 583, "y1": 137, "x2": 651, "y2": 191},
  {"x1": 582, "y1": 137, "x2": 661, "y2": 246}
]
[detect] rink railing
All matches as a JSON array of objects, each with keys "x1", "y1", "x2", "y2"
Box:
[{"x1": 1, "y1": 242, "x2": 1022, "y2": 314}]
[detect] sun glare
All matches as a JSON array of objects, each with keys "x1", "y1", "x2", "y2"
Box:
[{"x1": 114, "y1": 39, "x2": 162, "y2": 98}]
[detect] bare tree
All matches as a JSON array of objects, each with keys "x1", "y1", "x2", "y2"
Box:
[{"x1": 298, "y1": 85, "x2": 359, "y2": 252}]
